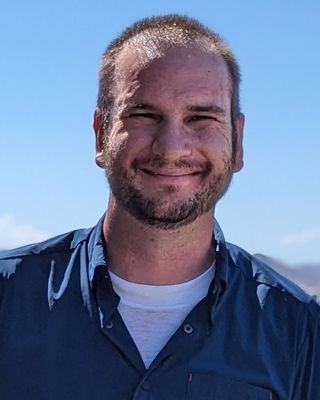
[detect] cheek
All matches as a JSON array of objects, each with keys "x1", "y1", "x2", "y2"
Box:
[
  {"x1": 122, "y1": 119, "x2": 158, "y2": 146},
  {"x1": 197, "y1": 127, "x2": 233, "y2": 155},
  {"x1": 104, "y1": 129, "x2": 148, "y2": 171},
  {"x1": 104, "y1": 130, "x2": 129, "y2": 167},
  {"x1": 115, "y1": 124, "x2": 155, "y2": 161}
]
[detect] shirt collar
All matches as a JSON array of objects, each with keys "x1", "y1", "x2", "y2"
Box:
[
  {"x1": 87, "y1": 215, "x2": 108, "y2": 285},
  {"x1": 213, "y1": 218, "x2": 230, "y2": 287},
  {"x1": 87, "y1": 215, "x2": 231, "y2": 288}
]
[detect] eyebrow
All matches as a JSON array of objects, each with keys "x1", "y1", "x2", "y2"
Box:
[
  {"x1": 124, "y1": 103, "x2": 226, "y2": 115},
  {"x1": 128, "y1": 103, "x2": 158, "y2": 111},
  {"x1": 187, "y1": 105, "x2": 226, "y2": 115}
]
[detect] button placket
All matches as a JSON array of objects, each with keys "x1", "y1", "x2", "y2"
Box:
[
  {"x1": 183, "y1": 323, "x2": 193, "y2": 334},
  {"x1": 142, "y1": 380, "x2": 151, "y2": 391},
  {"x1": 105, "y1": 321, "x2": 113, "y2": 329}
]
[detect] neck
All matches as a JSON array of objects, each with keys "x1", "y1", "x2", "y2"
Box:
[{"x1": 102, "y1": 195, "x2": 216, "y2": 285}]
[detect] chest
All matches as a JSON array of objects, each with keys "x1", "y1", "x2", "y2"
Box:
[{"x1": 0, "y1": 300, "x2": 291, "y2": 400}]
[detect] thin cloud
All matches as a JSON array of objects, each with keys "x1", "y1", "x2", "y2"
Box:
[
  {"x1": 0, "y1": 213, "x2": 49, "y2": 249},
  {"x1": 281, "y1": 226, "x2": 320, "y2": 246}
]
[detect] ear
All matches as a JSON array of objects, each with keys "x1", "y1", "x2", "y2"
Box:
[
  {"x1": 93, "y1": 109, "x2": 106, "y2": 169},
  {"x1": 233, "y1": 113, "x2": 245, "y2": 173}
]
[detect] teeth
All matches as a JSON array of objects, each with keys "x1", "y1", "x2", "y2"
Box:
[{"x1": 141, "y1": 169, "x2": 199, "y2": 177}]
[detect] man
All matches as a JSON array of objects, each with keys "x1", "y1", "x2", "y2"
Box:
[{"x1": 0, "y1": 15, "x2": 319, "y2": 400}]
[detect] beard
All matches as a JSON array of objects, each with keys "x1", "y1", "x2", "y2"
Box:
[{"x1": 105, "y1": 152, "x2": 233, "y2": 230}]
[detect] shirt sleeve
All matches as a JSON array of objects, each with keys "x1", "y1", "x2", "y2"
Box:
[{"x1": 292, "y1": 299, "x2": 320, "y2": 400}]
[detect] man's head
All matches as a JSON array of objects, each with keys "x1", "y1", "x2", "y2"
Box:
[
  {"x1": 97, "y1": 15, "x2": 241, "y2": 154},
  {"x1": 94, "y1": 15, "x2": 244, "y2": 230}
]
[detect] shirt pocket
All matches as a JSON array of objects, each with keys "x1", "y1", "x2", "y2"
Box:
[{"x1": 186, "y1": 372, "x2": 275, "y2": 400}]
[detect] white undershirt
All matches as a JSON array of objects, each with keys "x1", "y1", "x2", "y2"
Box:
[{"x1": 109, "y1": 266, "x2": 215, "y2": 368}]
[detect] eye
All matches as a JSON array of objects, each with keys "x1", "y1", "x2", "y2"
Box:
[
  {"x1": 188, "y1": 115, "x2": 215, "y2": 122},
  {"x1": 129, "y1": 112, "x2": 160, "y2": 121}
]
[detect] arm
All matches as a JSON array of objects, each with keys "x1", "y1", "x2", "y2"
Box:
[{"x1": 292, "y1": 299, "x2": 320, "y2": 400}]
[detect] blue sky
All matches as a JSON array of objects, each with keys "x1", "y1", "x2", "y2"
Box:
[{"x1": 1, "y1": 0, "x2": 319, "y2": 265}]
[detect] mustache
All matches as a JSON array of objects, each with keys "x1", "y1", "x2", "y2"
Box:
[{"x1": 131, "y1": 157, "x2": 211, "y2": 172}]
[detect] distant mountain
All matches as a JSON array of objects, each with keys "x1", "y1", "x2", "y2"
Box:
[{"x1": 254, "y1": 254, "x2": 320, "y2": 300}]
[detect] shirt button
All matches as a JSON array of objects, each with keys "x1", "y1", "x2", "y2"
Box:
[
  {"x1": 183, "y1": 323, "x2": 193, "y2": 334},
  {"x1": 142, "y1": 381, "x2": 151, "y2": 391},
  {"x1": 105, "y1": 321, "x2": 113, "y2": 329}
]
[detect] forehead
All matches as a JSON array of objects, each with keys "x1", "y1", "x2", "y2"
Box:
[{"x1": 114, "y1": 45, "x2": 231, "y2": 105}]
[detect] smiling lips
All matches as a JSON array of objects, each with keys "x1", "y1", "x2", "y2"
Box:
[{"x1": 140, "y1": 168, "x2": 202, "y2": 179}]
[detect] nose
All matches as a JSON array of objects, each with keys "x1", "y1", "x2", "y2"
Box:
[{"x1": 151, "y1": 121, "x2": 192, "y2": 161}]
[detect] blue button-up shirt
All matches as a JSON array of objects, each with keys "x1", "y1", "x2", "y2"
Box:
[{"x1": 0, "y1": 217, "x2": 319, "y2": 399}]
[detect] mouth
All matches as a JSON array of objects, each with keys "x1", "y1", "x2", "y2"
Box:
[{"x1": 140, "y1": 168, "x2": 202, "y2": 178}]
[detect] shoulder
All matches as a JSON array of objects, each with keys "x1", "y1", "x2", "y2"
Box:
[
  {"x1": 223, "y1": 241, "x2": 320, "y2": 351},
  {"x1": 225, "y1": 241, "x2": 319, "y2": 309},
  {"x1": 0, "y1": 226, "x2": 94, "y2": 278}
]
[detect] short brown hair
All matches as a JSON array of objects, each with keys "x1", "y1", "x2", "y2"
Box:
[{"x1": 97, "y1": 15, "x2": 241, "y2": 149}]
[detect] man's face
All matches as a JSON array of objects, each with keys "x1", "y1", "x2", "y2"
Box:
[{"x1": 95, "y1": 47, "x2": 244, "y2": 229}]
